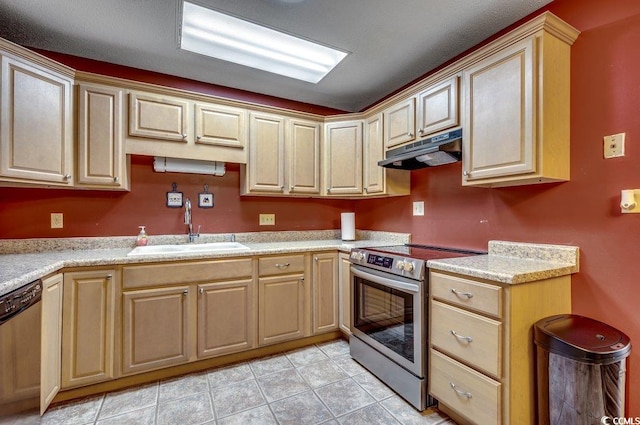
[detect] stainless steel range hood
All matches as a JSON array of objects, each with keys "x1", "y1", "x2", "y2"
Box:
[{"x1": 378, "y1": 128, "x2": 462, "y2": 170}]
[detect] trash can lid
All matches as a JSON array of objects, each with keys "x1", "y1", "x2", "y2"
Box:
[{"x1": 534, "y1": 314, "x2": 631, "y2": 363}]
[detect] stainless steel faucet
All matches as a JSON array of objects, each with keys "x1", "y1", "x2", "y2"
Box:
[{"x1": 184, "y1": 198, "x2": 200, "y2": 243}]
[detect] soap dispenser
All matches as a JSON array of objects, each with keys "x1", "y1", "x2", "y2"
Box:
[{"x1": 136, "y1": 226, "x2": 148, "y2": 246}]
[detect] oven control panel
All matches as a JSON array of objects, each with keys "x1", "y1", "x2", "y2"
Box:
[{"x1": 349, "y1": 248, "x2": 424, "y2": 280}]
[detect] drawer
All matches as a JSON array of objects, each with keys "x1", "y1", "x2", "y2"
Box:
[
  {"x1": 430, "y1": 349, "x2": 501, "y2": 425},
  {"x1": 259, "y1": 254, "x2": 305, "y2": 276},
  {"x1": 431, "y1": 300, "x2": 502, "y2": 378},
  {"x1": 123, "y1": 258, "x2": 253, "y2": 289},
  {"x1": 430, "y1": 271, "x2": 502, "y2": 318}
]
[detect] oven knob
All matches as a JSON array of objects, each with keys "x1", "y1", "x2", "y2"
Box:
[
  {"x1": 396, "y1": 260, "x2": 405, "y2": 270},
  {"x1": 403, "y1": 262, "x2": 415, "y2": 272}
]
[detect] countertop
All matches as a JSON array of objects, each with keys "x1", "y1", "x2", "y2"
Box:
[
  {"x1": 427, "y1": 240, "x2": 580, "y2": 284},
  {"x1": 0, "y1": 234, "x2": 580, "y2": 296},
  {"x1": 0, "y1": 230, "x2": 408, "y2": 297}
]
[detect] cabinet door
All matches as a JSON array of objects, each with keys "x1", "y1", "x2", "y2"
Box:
[
  {"x1": 417, "y1": 76, "x2": 459, "y2": 137},
  {"x1": 0, "y1": 55, "x2": 73, "y2": 185},
  {"x1": 62, "y1": 270, "x2": 116, "y2": 388},
  {"x1": 363, "y1": 113, "x2": 384, "y2": 195},
  {"x1": 195, "y1": 102, "x2": 246, "y2": 149},
  {"x1": 122, "y1": 286, "x2": 190, "y2": 374},
  {"x1": 338, "y1": 253, "x2": 352, "y2": 335},
  {"x1": 41, "y1": 274, "x2": 63, "y2": 414},
  {"x1": 258, "y1": 274, "x2": 306, "y2": 345},
  {"x1": 462, "y1": 38, "x2": 534, "y2": 182},
  {"x1": 288, "y1": 118, "x2": 321, "y2": 194},
  {"x1": 129, "y1": 91, "x2": 190, "y2": 142},
  {"x1": 77, "y1": 83, "x2": 128, "y2": 189},
  {"x1": 198, "y1": 279, "x2": 255, "y2": 358},
  {"x1": 384, "y1": 97, "x2": 415, "y2": 148},
  {"x1": 247, "y1": 112, "x2": 285, "y2": 193},
  {"x1": 312, "y1": 253, "x2": 339, "y2": 334},
  {"x1": 325, "y1": 121, "x2": 363, "y2": 195}
]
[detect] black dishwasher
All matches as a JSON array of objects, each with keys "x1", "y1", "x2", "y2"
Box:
[{"x1": 0, "y1": 279, "x2": 42, "y2": 418}]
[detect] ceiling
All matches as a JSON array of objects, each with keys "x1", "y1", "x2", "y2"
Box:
[{"x1": 0, "y1": 0, "x2": 552, "y2": 112}]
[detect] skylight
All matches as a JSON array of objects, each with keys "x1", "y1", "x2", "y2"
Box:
[{"x1": 180, "y1": 1, "x2": 348, "y2": 83}]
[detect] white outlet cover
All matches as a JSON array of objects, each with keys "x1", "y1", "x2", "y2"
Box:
[
  {"x1": 413, "y1": 201, "x2": 425, "y2": 216},
  {"x1": 604, "y1": 132, "x2": 625, "y2": 158}
]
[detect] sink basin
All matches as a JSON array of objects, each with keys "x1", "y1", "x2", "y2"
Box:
[{"x1": 127, "y1": 242, "x2": 251, "y2": 256}]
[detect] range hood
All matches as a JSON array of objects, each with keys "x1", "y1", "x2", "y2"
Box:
[{"x1": 378, "y1": 128, "x2": 462, "y2": 170}]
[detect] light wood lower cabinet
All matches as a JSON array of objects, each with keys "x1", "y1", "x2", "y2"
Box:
[
  {"x1": 122, "y1": 286, "x2": 191, "y2": 375},
  {"x1": 338, "y1": 252, "x2": 352, "y2": 335},
  {"x1": 41, "y1": 274, "x2": 63, "y2": 414},
  {"x1": 429, "y1": 270, "x2": 571, "y2": 425},
  {"x1": 258, "y1": 254, "x2": 307, "y2": 345},
  {"x1": 61, "y1": 270, "x2": 116, "y2": 389},
  {"x1": 198, "y1": 279, "x2": 256, "y2": 358},
  {"x1": 311, "y1": 252, "x2": 339, "y2": 334}
]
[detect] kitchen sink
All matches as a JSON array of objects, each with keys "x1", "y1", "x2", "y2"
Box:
[{"x1": 127, "y1": 242, "x2": 251, "y2": 256}]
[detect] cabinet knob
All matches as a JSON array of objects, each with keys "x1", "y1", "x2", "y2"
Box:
[
  {"x1": 106, "y1": 274, "x2": 112, "y2": 280},
  {"x1": 280, "y1": 185, "x2": 285, "y2": 191},
  {"x1": 183, "y1": 289, "x2": 188, "y2": 296},
  {"x1": 63, "y1": 174, "x2": 72, "y2": 180},
  {"x1": 418, "y1": 128, "x2": 423, "y2": 135},
  {"x1": 407, "y1": 132, "x2": 413, "y2": 137},
  {"x1": 463, "y1": 171, "x2": 469, "y2": 177},
  {"x1": 327, "y1": 188, "x2": 331, "y2": 194},
  {"x1": 196, "y1": 135, "x2": 201, "y2": 140},
  {"x1": 314, "y1": 256, "x2": 319, "y2": 262},
  {"x1": 290, "y1": 186, "x2": 294, "y2": 192},
  {"x1": 182, "y1": 134, "x2": 187, "y2": 139},
  {"x1": 113, "y1": 176, "x2": 119, "y2": 183},
  {"x1": 199, "y1": 288, "x2": 204, "y2": 294},
  {"x1": 300, "y1": 277, "x2": 305, "y2": 284},
  {"x1": 364, "y1": 187, "x2": 368, "y2": 194}
]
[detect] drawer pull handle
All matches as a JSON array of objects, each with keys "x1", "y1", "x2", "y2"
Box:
[
  {"x1": 450, "y1": 382, "x2": 472, "y2": 399},
  {"x1": 450, "y1": 330, "x2": 473, "y2": 343},
  {"x1": 451, "y1": 288, "x2": 473, "y2": 299},
  {"x1": 275, "y1": 263, "x2": 290, "y2": 268}
]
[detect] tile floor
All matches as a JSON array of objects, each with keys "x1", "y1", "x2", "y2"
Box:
[{"x1": 4, "y1": 339, "x2": 457, "y2": 425}]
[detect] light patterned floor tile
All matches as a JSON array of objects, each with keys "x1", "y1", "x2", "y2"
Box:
[
  {"x1": 98, "y1": 382, "x2": 157, "y2": 420},
  {"x1": 270, "y1": 391, "x2": 333, "y2": 425},
  {"x1": 156, "y1": 392, "x2": 214, "y2": 425},
  {"x1": 337, "y1": 403, "x2": 400, "y2": 425},
  {"x1": 317, "y1": 339, "x2": 350, "y2": 357},
  {"x1": 211, "y1": 379, "x2": 266, "y2": 418},
  {"x1": 158, "y1": 373, "x2": 209, "y2": 402},
  {"x1": 315, "y1": 378, "x2": 376, "y2": 417},
  {"x1": 352, "y1": 372, "x2": 395, "y2": 401},
  {"x1": 217, "y1": 405, "x2": 277, "y2": 425},
  {"x1": 207, "y1": 362, "x2": 254, "y2": 390},
  {"x1": 298, "y1": 358, "x2": 349, "y2": 388},
  {"x1": 256, "y1": 368, "x2": 311, "y2": 402},
  {"x1": 381, "y1": 396, "x2": 451, "y2": 425},
  {"x1": 249, "y1": 353, "x2": 294, "y2": 377},
  {"x1": 41, "y1": 395, "x2": 104, "y2": 425},
  {"x1": 95, "y1": 405, "x2": 156, "y2": 425},
  {"x1": 285, "y1": 345, "x2": 329, "y2": 367}
]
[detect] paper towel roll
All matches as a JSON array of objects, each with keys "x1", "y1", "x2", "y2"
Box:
[{"x1": 341, "y1": 212, "x2": 355, "y2": 241}]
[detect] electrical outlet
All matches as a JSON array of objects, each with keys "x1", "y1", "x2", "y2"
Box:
[
  {"x1": 259, "y1": 213, "x2": 275, "y2": 226},
  {"x1": 50, "y1": 213, "x2": 63, "y2": 229},
  {"x1": 604, "y1": 132, "x2": 625, "y2": 158},
  {"x1": 412, "y1": 201, "x2": 424, "y2": 216}
]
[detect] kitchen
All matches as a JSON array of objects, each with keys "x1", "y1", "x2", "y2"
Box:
[{"x1": 0, "y1": 0, "x2": 639, "y2": 423}]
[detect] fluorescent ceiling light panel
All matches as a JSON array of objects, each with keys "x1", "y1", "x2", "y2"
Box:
[{"x1": 180, "y1": 1, "x2": 348, "y2": 83}]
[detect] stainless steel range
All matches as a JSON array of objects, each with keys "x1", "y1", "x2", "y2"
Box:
[{"x1": 348, "y1": 244, "x2": 483, "y2": 410}]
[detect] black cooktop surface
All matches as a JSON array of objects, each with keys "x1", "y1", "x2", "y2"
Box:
[{"x1": 364, "y1": 244, "x2": 486, "y2": 261}]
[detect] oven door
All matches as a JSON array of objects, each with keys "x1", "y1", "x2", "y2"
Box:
[{"x1": 350, "y1": 264, "x2": 425, "y2": 377}]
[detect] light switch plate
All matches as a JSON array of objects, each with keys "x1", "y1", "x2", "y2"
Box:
[
  {"x1": 604, "y1": 133, "x2": 625, "y2": 158},
  {"x1": 50, "y1": 213, "x2": 63, "y2": 229},
  {"x1": 412, "y1": 201, "x2": 424, "y2": 216}
]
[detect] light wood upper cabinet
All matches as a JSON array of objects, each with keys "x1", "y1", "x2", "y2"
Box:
[
  {"x1": 461, "y1": 15, "x2": 578, "y2": 187},
  {"x1": 311, "y1": 252, "x2": 339, "y2": 334},
  {"x1": 129, "y1": 91, "x2": 189, "y2": 142},
  {"x1": 41, "y1": 274, "x2": 63, "y2": 414},
  {"x1": 0, "y1": 53, "x2": 73, "y2": 186},
  {"x1": 195, "y1": 102, "x2": 246, "y2": 149},
  {"x1": 126, "y1": 90, "x2": 247, "y2": 164},
  {"x1": 288, "y1": 118, "x2": 321, "y2": 194},
  {"x1": 77, "y1": 82, "x2": 129, "y2": 190},
  {"x1": 417, "y1": 75, "x2": 459, "y2": 138},
  {"x1": 246, "y1": 112, "x2": 286, "y2": 193},
  {"x1": 363, "y1": 113, "x2": 385, "y2": 195},
  {"x1": 324, "y1": 120, "x2": 363, "y2": 195},
  {"x1": 62, "y1": 270, "x2": 116, "y2": 389},
  {"x1": 384, "y1": 97, "x2": 415, "y2": 149}
]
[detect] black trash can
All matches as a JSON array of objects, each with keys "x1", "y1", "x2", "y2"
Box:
[{"x1": 534, "y1": 314, "x2": 631, "y2": 425}]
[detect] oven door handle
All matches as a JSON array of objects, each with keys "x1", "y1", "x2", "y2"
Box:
[{"x1": 351, "y1": 265, "x2": 420, "y2": 294}]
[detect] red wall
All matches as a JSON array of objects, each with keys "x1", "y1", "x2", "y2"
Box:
[
  {"x1": 358, "y1": 0, "x2": 640, "y2": 415},
  {"x1": 0, "y1": 156, "x2": 355, "y2": 238},
  {"x1": 1, "y1": 0, "x2": 639, "y2": 415}
]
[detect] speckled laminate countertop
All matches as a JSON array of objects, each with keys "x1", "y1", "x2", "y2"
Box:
[
  {"x1": 0, "y1": 230, "x2": 409, "y2": 297},
  {"x1": 427, "y1": 240, "x2": 580, "y2": 284}
]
